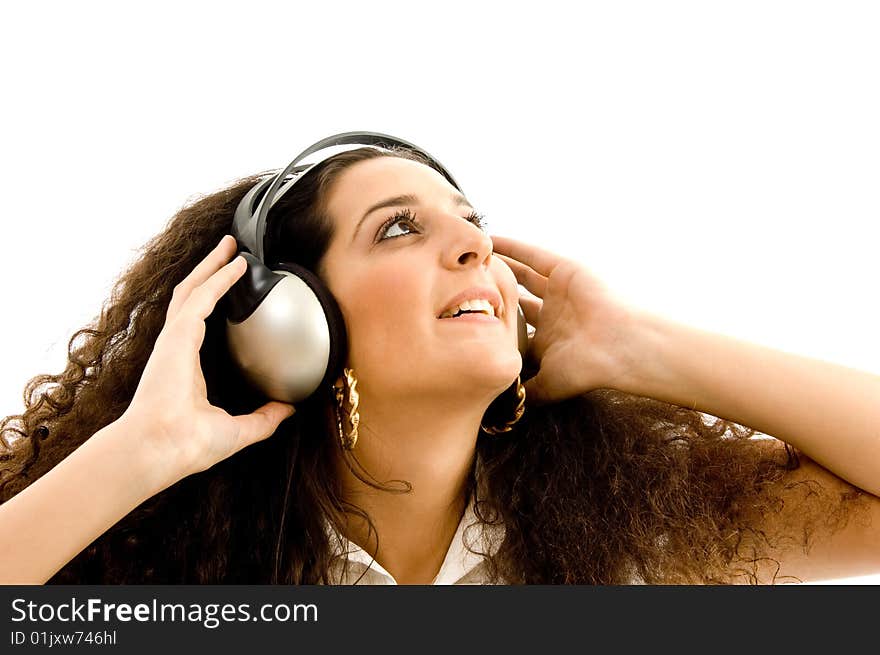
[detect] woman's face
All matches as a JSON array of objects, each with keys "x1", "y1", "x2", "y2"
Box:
[{"x1": 319, "y1": 156, "x2": 522, "y2": 401}]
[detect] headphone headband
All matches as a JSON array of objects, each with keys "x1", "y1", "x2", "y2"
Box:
[{"x1": 232, "y1": 131, "x2": 464, "y2": 262}]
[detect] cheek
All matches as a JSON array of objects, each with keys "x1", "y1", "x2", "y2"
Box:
[
  {"x1": 492, "y1": 259, "x2": 520, "y2": 307},
  {"x1": 321, "y1": 244, "x2": 430, "y2": 375},
  {"x1": 341, "y1": 265, "x2": 427, "y2": 352}
]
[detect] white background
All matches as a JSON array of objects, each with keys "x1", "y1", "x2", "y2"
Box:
[{"x1": 0, "y1": 1, "x2": 877, "y2": 583}]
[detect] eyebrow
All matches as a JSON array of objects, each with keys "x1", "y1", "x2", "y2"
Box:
[{"x1": 351, "y1": 191, "x2": 473, "y2": 243}]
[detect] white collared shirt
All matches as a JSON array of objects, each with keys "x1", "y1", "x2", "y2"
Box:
[{"x1": 322, "y1": 491, "x2": 506, "y2": 585}]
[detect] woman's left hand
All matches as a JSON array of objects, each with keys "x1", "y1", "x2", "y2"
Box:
[{"x1": 491, "y1": 235, "x2": 642, "y2": 404}]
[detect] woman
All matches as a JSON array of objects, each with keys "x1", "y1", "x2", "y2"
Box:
[{"x1": 1, "y1": 138, "x2": 878, "y2": 585}]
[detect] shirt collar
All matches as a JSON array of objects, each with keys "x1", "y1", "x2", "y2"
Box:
[{"x1": 323, "y1": 477, "x2": 506, "y2": 584}]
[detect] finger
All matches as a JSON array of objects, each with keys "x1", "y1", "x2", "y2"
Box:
[
  {"x1": 495, "y1": 253, "x2": 548, "y2": 298},
  {"x1": 518, "y1": 294, "x2": 542, "y2": 326},
  {"x1": 230, "y1": 402, "x2": 296, "y2": 453},
  {"x1": 167, "y1": 235, "x2": 239, "y2": 321},
  {"x1": 491, "y1": 235, "x2": 563, "y2": 278},
  {"x1": 171, "y1": 255, "x2": 247, "y2": 350},
  {"x1": 184, "y1": 254, "x2": 248, "y2": 323}
]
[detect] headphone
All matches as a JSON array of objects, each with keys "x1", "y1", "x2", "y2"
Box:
[{"x1": 224, "y1": 130, "x2": 529, "y2": 404}]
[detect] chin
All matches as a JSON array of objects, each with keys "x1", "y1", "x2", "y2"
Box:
[{"x1": 445, "y1": 352, "x2": 522, "y2": 391}]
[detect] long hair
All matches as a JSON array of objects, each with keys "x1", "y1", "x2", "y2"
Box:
[{"x1": 0, "y1": 146, "x2": 862, "y2": 584}]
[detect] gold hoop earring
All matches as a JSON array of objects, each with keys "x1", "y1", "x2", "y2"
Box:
[
  {"x1": 333, "y1": 367, "x2": 360, "y2": 450},
  {"x1": 480, "y1": 376, "x2": 526, "y2": 435}
]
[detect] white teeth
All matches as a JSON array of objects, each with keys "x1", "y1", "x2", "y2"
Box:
[{"x1": 439, "y1": 298, "x2": 496, "y2": 319}]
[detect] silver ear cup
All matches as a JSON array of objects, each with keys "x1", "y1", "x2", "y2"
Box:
[
  {"x1": 226, "y1": 271, "x2": 332, "y2": 403},
  {"x1": 516, "y1": 303, "x2": 529, "y2": 357}
]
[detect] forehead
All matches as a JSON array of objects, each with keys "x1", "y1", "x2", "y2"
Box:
[{"x1": 323, "y1": 156, "x2": 455, "y2": 229}]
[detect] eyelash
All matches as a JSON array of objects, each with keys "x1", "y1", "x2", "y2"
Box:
[{"x1": 376, "y1": 207, "x2": 488, "y2": 242}]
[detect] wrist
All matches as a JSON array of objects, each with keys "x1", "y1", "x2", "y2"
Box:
[
  {"x1": 610, "y1": 308, "x2": 681, "y2": 401},
  {"x1": 95, "y1": 416, "x2": 181, "y2": 500}
]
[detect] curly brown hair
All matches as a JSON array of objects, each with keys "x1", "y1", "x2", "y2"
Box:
[{"x1": 0, "y1": 145, "x2": 862, "y2": 584}]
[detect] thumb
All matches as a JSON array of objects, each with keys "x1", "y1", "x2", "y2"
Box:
[
  {"x1": 266, "y1": 402, "x2": 297, "y2": 426},
  {"x1": 523, "y1": 374, "x2": 552, "y2": 406},
  {"x1": 232, "y1": 402, "x2": 296, "y2": 449}
]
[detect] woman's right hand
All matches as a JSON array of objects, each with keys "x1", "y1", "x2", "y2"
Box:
[{"x1": 118, "y1": 234, "x2": 296, "y2": 491}]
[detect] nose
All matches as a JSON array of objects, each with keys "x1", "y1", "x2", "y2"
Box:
[{"x1": 441, "y1": 216, "x2": 493, "y2": 270}]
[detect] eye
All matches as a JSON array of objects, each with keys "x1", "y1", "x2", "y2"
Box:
[
  {"x1": 464, "y1": 209, "x2": 488, "y2": 231},
  {"x1": 377, "y1": 208, "x2": 422, "y2": 241},
  {"x1": 375, "y1": 207, "x2": 490, "y2": 242}
]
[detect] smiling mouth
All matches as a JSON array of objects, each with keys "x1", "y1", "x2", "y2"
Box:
[
  {"x1": 437, "y1": 310, "x2": 501, "y2": 325},
  {"x1": 439, "y1": 308, "x2": 494, "y2": 319}
]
